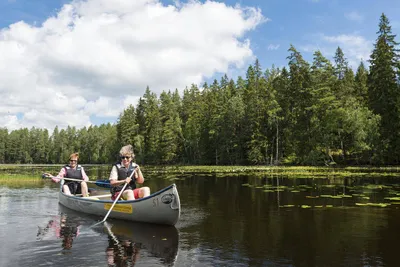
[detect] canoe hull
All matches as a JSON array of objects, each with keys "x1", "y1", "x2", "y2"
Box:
[{"x1": 58, "y1": 184, "x2": 180, "y2": 226}]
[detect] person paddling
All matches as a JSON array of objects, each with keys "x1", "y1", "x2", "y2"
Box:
[
  {"x1": 44, "y1": 152, "x2": 89, "y2": 197},
  {"x1": 109, "y1": 145, "x2": 150, "y2": 200}
]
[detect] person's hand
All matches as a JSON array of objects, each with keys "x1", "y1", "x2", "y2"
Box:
[
  {"x1": 134, "y1": 166, "x2": 140, "y2": 179},
  {"x1": 125, "y1": 177, "x2": 132, "y2": 184},
  {"x1": 42, "y1": 173, "x2": 52, "y2": 178}
]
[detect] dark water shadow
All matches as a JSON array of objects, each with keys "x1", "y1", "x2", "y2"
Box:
[
  {"x1": 60, "y1": 204, "x2": 179, "y2": 266},
  {"x1": 18, "y1": 204, "x2": 179, "y2": 266}
]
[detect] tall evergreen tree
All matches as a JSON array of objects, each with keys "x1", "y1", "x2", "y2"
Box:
[
  {"x1": 159, "y1": 91, "x2": 183, "y2": 164},
  {"x1": 287, "y1": 45, "x2": 312, "y2": 162},
  {"x1": 368, "y1": 13, "x2": 400, "y2": 163},
  {"x1": 334, "y1": 46, "x2": 348, "y2": 80},
  {"x1": 355, "y1": 61, "x2": 369, "y2": 105},
  {"x1": 142, "y1": 87, "x2": 162, "y2": 164},
  {"x1": 309, "y1": 50, "x2": 338, "y2": 164},
  {"x1": 0, "y1": 128, "x2": 8, "y2": 163},
  {"x1": 181, "y1": 85, "x2": 198, "y2": 163}
]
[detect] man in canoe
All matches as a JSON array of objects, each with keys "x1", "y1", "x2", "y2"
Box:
[
  {"x1": 44, "y1": 152, "x2": 89, "y2": 197},
  {"x1": 109, "y1": 145, "x2": 150, "y2": 200}
]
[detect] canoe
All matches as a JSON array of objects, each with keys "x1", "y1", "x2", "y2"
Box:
[{"x1": 58, "y1": 181, "x2": 180, "y2": 226}]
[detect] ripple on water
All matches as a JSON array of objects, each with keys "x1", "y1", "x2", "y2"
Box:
[{"x1": 175, "y1": 204, "x2": 208, "y2": 229}]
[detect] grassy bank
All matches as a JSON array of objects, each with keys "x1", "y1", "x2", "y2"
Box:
[
  {"x1": 2, "y1": 165, "x2": 400, "y2": 180},
  {"x1": 146, "y1": 165, "x2": 400, "y2": 178}
]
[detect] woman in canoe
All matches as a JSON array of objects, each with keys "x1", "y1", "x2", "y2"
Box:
[
  {"x1": 109, "y1": 145, "x2": 150, "y2": 200},
  {"x1": 45, "y1": 152, "x2": 89, "y2": 197}
]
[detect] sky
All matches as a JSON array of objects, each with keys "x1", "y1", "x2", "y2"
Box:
[{"x1": 1, "y1": 0, "x2": 399, "y2": 132}]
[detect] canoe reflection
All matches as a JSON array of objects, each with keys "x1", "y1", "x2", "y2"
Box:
[
  {"x1": 101, "y1": 220, "x2": 179, "y2": 267},
  {"x1": 56, "y1": 203, "x2": 179, "y2": 266}
]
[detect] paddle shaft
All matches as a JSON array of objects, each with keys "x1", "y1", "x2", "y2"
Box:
[
  {"x1": 100, "y1": 183, "x2": 127, "y2": 224},
  {"x1": 98, "y1": 167, "x2": 137, "y2": 224},
  {"x1": 43, "y1": 174, "x2": 111, "y2": 187},
  {"x1": 58, "y1": 177, "x2": 90, "y2": 183}
]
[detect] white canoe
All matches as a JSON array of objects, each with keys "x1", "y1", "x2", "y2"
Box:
[{"x1": 58, "y1": 182, "x2": 181, "y2": 226}]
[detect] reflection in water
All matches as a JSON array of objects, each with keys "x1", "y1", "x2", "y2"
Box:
[
  {"x1": 104, "y1": 222, "x2": 140, "y2": 266},
  {"x1": 55, "y1": 205, "x2": 179, "y2": 266},
  {"x1": 37, "y1": 213, "x2": 80, "y2": 251},
  {"x1": 59, "y1": 214, "x2": 79, "y2": 250},
  {"x1": 100, "y1": 220, "x2": 179, "y2": 267}
]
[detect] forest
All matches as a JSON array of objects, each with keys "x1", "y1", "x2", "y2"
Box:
[{"x1": 0, "y1": 14, "x2": 399, "y2": 166}]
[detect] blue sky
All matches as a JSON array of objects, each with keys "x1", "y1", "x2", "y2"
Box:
[{"x1": 1, "y1": 0, "x2": 399, "y2": 130}]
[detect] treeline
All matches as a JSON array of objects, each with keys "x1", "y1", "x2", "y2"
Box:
[
  {"x1": 0, "y1": 124, "x2": 119, "y2": 164},
  {"x1": 1, "y1": 14, "x2": 399, "y2": 166}
]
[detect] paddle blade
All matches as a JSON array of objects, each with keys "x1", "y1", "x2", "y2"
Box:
[
  {"x1": 95, "y1": 179, "x2": 111, "y2": 188},
  {"x1": 41, "y1": 173, "x2": 51, "y2": 179}
]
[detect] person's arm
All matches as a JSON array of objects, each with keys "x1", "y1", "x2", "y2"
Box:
[
  {"x1": 81, "y1": 167, "x2": 89, "y2": 182},
  {"x1": 134, "y1": 164, "x2": 144, "y2": 184},
  {"x1": 51, "y1": 168, "x2": 66, "y2": 183}
]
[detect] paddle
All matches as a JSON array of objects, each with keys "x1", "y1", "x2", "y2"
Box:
[
  {"x1": 42, "y1": 173, "x2": 112, "y2": 188},
  {"x1": 91, "y1": 168, "x2": 136, "y2": 227},
  {"x1": 91, "y1": 182, "x2": 128, "y2": 228}
]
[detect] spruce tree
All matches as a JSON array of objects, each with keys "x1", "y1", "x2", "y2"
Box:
[{"x1": 368, "y1": 13, "x2": 400, "y2": 163}]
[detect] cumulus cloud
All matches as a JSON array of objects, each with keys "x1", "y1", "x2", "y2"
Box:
[
  {"x1": 0, "y1": 0, "x2": 265, "y2": 131},
  {"x1": 300, "y1": 33, "x2": 373, "y2": 69},
  {"x1": 322, "y1": 34, "x2": 372, "y2": 66}
]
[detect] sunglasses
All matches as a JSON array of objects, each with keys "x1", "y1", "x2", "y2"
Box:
[
  {"x1": 70, "y1": 160, "x2": 77, "y2": 162},
  {"x1": 120, "y1": 156, "x2": 131, "y2": 160}
]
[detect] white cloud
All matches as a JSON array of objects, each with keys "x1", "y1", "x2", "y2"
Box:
[
  {"x1": 322, "y1": 34, "x2": 372, "y2": 65},
  {"x1": 267, "y1": 44, "x2": 280, "y2": 50},
  {"x1": 345, "y1": 11, "x2": 364, "y2": 23},
  {"x1": 0, "y1": 0, "x2": 265, "y2": 131},
  {"x1": 300, "y1": 33, "x2": 373, "y2": 69}
]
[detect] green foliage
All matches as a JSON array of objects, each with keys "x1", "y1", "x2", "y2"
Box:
[{"x1": 368, "y1": 13, "x2": 400, "y2": 163}]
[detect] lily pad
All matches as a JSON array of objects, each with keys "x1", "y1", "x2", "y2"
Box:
[{"x1": 280, "y1": 204, "x2": 295, "y2": 208}]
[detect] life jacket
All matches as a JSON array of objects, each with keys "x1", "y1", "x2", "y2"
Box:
[
  {"x1": 64, "y1": 165, "x2": 83, "y2": 180},
  {"x1": 110, "y1": 162, "x2": 137, "y2": 194}
]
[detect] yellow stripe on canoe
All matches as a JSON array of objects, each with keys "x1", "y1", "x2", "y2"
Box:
[{"x1": 104, "y1": 203, "x2": 133, "y2": 213}]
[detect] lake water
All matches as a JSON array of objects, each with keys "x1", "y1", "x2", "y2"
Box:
[{"x1": 1, "y1": 170, "x2": 400, "y2": 266}]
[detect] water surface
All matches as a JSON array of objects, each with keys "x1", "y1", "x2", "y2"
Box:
[{"x1": 1, "y1": 171, "x2": 400, "y2": 266}]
